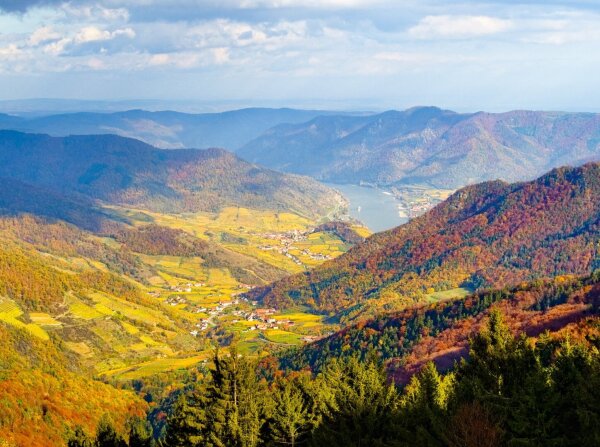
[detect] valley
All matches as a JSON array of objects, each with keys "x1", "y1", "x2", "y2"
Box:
[
  {"x1": 2, "y1": 0, "x2": 600, "y2": 443},
  {"x1": 0, "y1": 108, "x2": 599, "y2": 447},
  {"x1": 0, "y1": 204, "x2": 368, "y2": 385}
]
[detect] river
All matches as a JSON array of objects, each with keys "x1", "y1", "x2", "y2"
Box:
[{"x1": 326, "y1": 183, "x2": 408, "y2": 232}]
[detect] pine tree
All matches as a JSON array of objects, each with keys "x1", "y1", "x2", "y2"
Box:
[
  {"x1": 164, "y1": 391, "x2": 205, "y2": 447},
  {"x1": 550, "y1": 341, "x2": 600, "y2": 446},
  {"x1": 268, "y1": 379, "x2": 312, "y2": 447},
  {"x1": 311, "y1": 355, "x2": 398, "y2": 447},
  {"x1": 399, "y1": 362, "x2": 453, "y2": 446},
  {"x1": 127, "y1": 416, "x2": 154, "y2": 447},
  {"x1": 203, "y1": 349, "x2": 263, "y2": 447}
]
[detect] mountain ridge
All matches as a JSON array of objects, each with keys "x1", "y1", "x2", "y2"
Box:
[
  {"x1": 245, "y1": 162, "x2": 600, "y2": 319},
  {"x1": 0, "y1": 107, "x2": 363, "y2": 150},
  {"x1": 0, "y1": 130, "x2": 345, "y2": 218},
  {"x1": 239, "y1": 107, "x2": 600, "y2": 188}
]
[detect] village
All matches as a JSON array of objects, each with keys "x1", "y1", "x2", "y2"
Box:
[
  {"x1": 151, "y1": 282, "x2": 307, "y2": 339},
  {"x1": 390, "y1": 185, "x2": 453, "y2": 218},
  {"x1": 189, "y1": 299, "x2": 302, "y2": 337},
  {"x1": 258, "y1": 229, "x2": 334, "y2": 265}
]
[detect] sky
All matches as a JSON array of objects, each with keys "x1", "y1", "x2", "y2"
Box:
[{"x1": 0, "y1": 0, "x2": 599, "y2": 112}]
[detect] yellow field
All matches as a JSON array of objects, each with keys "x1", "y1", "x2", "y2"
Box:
[
  {"x1": 272, "y1": 311, "x2": 325, "y2": 329},
  {"x1": 426, "y1": 287, "x2": 473, "y2": 303},
  {"x1": 87, "y1": 292, "x2": 169, "y2": 327},
  {"x1": 65, "y1": 341, "x2": 94, "y2": 357},
  {"x1": 69, "y1": 300, "x2": 104, "y2": 320},
  {"x1": 100, "y1": 354, "x2": 209, "y2": 380},
  {"x1": 29, "y1": 312, "x2": 61, "y2": 326},
  {"x1": 0, "y1": 298, "x2": 49, "y2": 340},
  {"x1": 121, "y1": 321, "x2": 140, "y2": 335},
  {"x1": 263, "y1": 329, "x2": 303, "y2": 344}
]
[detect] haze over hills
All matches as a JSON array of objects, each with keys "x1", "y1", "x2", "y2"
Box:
[
  {"x1": 246, "y1": 163, "x2": 600, "y2": 320},
  {"x1": 4, "y1": 105, "x2": 600, "y2": 193},
  {"x1": 0, "y1": 130, "x2": 345, "y2": 218},
  {"x1": 0, "y1": 108, "x2": 356, "y2": 150},
  {"x1": 239, "y1": 107, "x2": 600, "y2": 188}
]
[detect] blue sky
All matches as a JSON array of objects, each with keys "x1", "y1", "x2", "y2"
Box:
[{"x1": 0, "y1": 0, "x2": 599, "y2": 111}]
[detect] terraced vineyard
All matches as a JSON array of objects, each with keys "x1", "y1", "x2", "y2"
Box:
[
  {"x1": 0, "y1": 297, "x2": 50, "y2": 340},
  {"x1": 0, "y1": 207, "x2": 367, "y2": 383}
]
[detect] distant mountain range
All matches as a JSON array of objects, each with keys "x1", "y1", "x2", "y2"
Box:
[
  {"x1": 239, "y1": 107, "x2": 600, "y2": 188},
  {"x1": 0, "y1": 108, "x2": 352, "y2": 150},
  {"x1": 0, "y1": 130, "x2": 344, "y2": 218},
  {"x1": 246, "y1": 163, "x2": 600, "y2": 319},
  {"x1": 4, "y1": 106, "x2": 600, "y2": 191}
]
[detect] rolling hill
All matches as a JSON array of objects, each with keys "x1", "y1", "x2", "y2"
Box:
[
  {"x1": 238, "y1": 107, "x2": 600, "y2": 188},
  {"x1": 0, "y1": 107, "x2": 351, "y2": 150},
  {"x1": 245, "y1": 163, "x2": 600, "y2": 320},
  {"x1": 277, "y1": 271, "x2": 600, "y2": 375},
  {"x1": 0, "y1": 130, "x2": 345, "y2": 218}
]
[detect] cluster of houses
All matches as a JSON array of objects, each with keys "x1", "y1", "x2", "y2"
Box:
[
  {"x1": 157, "y1": 282, "x2": 311, "y2": 341},
  {"x1": 243, "y1": 307, "x2": 295, "y2": 331},
  {"x1": 168, "y1": 282, "x2": 206, "y2": 293},
  {"x1": 166, "y1": 295, "x2": 188, "y2": 306},
  {"x1": 188, "y1": 303, "x2": 300, "y2": 337},
  {"x1": 300, "y1": 249, "x2": 332, "y2": 261},
  {"x1": 407, "y1": 202, "x2": 433, "y2": 217},
  {"x1": 259, "y1": 230, "x2": 306, "y2": 255},
  {"x1": 258, "y1": 229, "x2": 335, "y2": 265}
]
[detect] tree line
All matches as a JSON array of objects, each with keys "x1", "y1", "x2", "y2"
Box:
[{"x1": 69, "y1": 310, "x2": 600, "y2": 447}]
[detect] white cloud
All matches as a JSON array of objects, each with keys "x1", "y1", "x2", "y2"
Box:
[
  {"x1": 74, "y1": 26, "x2": 112, "y2": 43},
  {"x1": 43, "y1": 37, "x2": 71, "y2": 55},
  {"x1": 408, "y1": 15, "x2": 513, "y2": 39},
  {"x1": 86, "y1": 57, "x2": 105, "y2": 70},
  {"x1": 212, "y1": 47, "x2": 230, "y2": 64},
  {"x1": 0, "y1": 44, "x2": 22, "y2": 57},
  {"x1": 518, "y1": 13, "x2": 600, "y2": 45},
  {"x1": 237, "y1": 0, "x2": 377, "y2": 8},
  {"x1": 29, "y1": 26, "x2": 61, "y2": 46},
  {"x1": 149, "y1": 53, "x2": 170, "y2": 65},
  {"x1": 73, "y1": 26, "x2": 135, "y2": 43}
]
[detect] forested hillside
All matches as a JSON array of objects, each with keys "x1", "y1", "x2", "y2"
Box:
[
  {"x1": 277, "y1": 272, "x2": 600, "y2": 374},
  {"x1": 0, "y1": 322, "x2": 146, "y2": 447},
  {"x1": 0, "y1": 130, "x2": 345, "y2": 218},
  {"x1": 246, "y1": 163, "x2": 600, "y2": 318},
  {"x1": 80, "y1": 306, "x2": 600, "y2": 447},
  {"x1": 239, "y1": 107, "x2": 600, "y2": 188}
]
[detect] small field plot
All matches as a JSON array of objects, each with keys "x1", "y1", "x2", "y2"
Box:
[
  {"x1": 100, "y1": 354, "x2": 208, "y2": 380},
  {"x1": 272, "y1": 310, "x2": 326, "y2": 331},
  {"x1": 69, "y1": 300, "x2": 104, "y2": 320},
  {"x1": 65, "y1": 341, "x2": 94, "y2": 357},
  {"x1": 0, "y1": 298, "x2": 49, "y2": 340},
  {"x1": 29, "y1": 312, "x2": 61, "y2": 326},
  {"x1": 88, "y1": 292, "x2": 169, "y2": 327},
  {"x1": 263, "y1": 329, "x2": 303, "y2": 345},
  {"x1": 426, "y1": 287, "x2": 473, "y2": 303}
]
